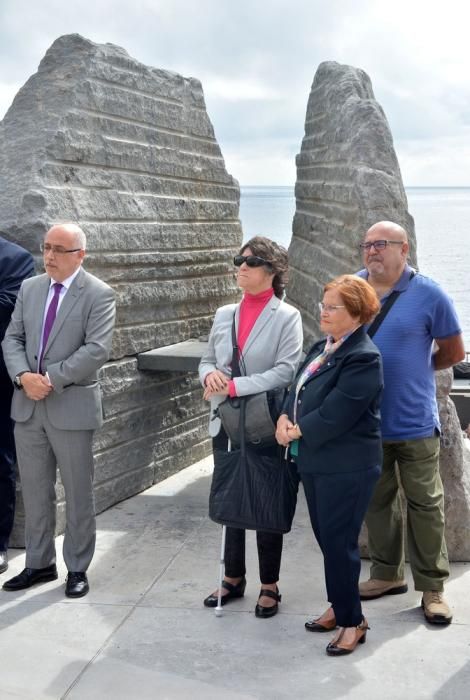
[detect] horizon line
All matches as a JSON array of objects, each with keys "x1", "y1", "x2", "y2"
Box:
[{"x1": 240, "y1": 184, "x2": 470, "y2": 189}]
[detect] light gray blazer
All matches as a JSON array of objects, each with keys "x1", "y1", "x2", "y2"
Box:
[
  {"x1": 2, "y1": 266, "x2": 116, "y2": 430},
  {"x1": 199, "y1": 295, "x2": 303, "y2": 436}
]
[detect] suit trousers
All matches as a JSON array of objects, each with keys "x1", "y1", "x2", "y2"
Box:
[
  {"x1": 0, "y1": 375, "x2": 16, "y2": 550},
  {"x1": 212, "y1": 429, "x2": 283, "y2": 584},
  {"x1": 301, "y1": 465, "x2": 381, "y2": 628},
  {"x1": 365, "y1": 437, "x2": 449, "y2": 591},
  {"x1": 14, "y1": 401, "x2": 96, "y2": 572}
]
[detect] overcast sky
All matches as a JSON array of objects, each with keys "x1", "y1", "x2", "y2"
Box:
[{"x1": 1, "y1": 0, "x2": 468, "y2": 186}]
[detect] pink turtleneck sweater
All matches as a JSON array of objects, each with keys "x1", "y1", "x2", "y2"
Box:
[{"x1": 228, "y1": 287, "x2": 274, "y2": 397}]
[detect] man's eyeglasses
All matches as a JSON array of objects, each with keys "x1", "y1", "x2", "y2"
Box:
[
  {"x1": 233, "y1": 255, "x2": 272, "y2": 268},
  {"x1": 318, "y1": 302, "x2": 345, "y2": 313},
  {"x1": 40, "y1": 243, "x2": 82, "y2": 255},
  {"x1": 359, "y1": 239, "x2": 405, "y2": 251}
]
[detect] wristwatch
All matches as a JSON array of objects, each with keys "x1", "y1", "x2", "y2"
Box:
[{"x1": 13, "y1": 372, "x2": 27, "y2": 390}]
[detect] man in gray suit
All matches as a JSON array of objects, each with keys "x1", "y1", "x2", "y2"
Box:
[{"x1": 1, "y1": 223, "x2": 115, "y2": 597}]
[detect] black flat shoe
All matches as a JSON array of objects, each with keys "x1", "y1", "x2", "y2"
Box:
[
  {"x1": 2, "y1": 565, "x2": 58, "y2": 591},
  {"x1": 255, "y1": 587, "x2": 281, "y2": 619},
  {"x1": 203, "y1": 577, "x2": 246, "y2": 607}
]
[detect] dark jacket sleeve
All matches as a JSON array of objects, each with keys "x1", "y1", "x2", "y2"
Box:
[
  {"x1": 296, "y1": 352, "x2": 383, "y2": 451},
  {"x1": 0, "y1": 243, "x2": 35, "y2": 331}
]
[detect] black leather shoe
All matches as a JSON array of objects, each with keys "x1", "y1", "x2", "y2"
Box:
[
  {"x1": 255, "y1": 587, "x2": 281, "y2": 619},
  {"x1": 2, "y1": 565, "x2": 58, "y2": 591},
  {"x1": 203, "y1": 577, "x2": 246, "y2": 607},
  {"x1": 65, "y1": 571, "x2": 89, "y2": 598},
  {"x1": 0, "y1": 551, "x2": 8, "y2": 574}
]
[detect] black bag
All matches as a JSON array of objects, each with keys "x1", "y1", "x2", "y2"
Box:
[
  {"x1": 209, "y1": 400, "x2": 299, "y2": 533},
  {"x1": 217, "y1": 388, "x2": 285, "y2": 448}
]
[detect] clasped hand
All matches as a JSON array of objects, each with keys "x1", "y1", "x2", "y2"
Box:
[
  {"x1": 21, "y1": 372, "x2": 53, "y2": 401},
  {"x1": 275, "y1": 414, "x2": 300, "y2": 446},
  {"x1": 203, "y1": 370, "x2": 230, "y2": 400}
]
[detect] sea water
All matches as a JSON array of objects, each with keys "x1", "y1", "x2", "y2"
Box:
[{"x1": 239, "y1": 186, "x2": 470, "y2": 349}]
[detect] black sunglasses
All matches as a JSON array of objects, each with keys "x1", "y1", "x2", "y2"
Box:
[{"x1": 233, "y1": 255, "x2": 272, "y2": 268}]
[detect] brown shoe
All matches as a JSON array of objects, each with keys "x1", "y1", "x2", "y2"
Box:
[
  {"x1": 359, "y1": 578, "x2": 408, "y2": 600},
  {"x1": 326, "y1": 618, "x2": 370, "y2": 656},
  {"x1": 305, "y1": 606, "x2": 337, "y2": 632},
  {"x1": 421, "y1": 591, "x2": 452, "y2": 625}
]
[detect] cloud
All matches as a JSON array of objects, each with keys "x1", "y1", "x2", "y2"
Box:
[
  {"x1": 204, "y1": 76, "x2": 281, "y2": 102},
  {"x1": 397, "y1": 132, "x2": 470, "y2": 186},
  {"x1": 0, "y1": 0, "x2": 469, "y2": 184}
]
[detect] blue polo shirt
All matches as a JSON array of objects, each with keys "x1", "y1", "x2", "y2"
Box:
[{"x1": 357, "y1": 265, "x2": 461, "y2": 441}]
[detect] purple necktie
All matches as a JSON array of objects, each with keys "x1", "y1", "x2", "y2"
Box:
[{"x1": 39, "y1": 283, "x2": 63, "y2": 372}]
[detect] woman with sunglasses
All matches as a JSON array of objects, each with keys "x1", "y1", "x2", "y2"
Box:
[
  {"x1": 276, "y1": 275, "x2": 383, "y2": 655},
  {"x1": 199, "y1": 236, "x2": 303, "y2": 617}
]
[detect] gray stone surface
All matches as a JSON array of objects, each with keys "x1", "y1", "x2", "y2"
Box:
[
  {"x1": 436, "y1": 369, "x2": 470, "y2": 561},
  {"x1": 2, "y1": 457, "x2": 470, "y2": 699},
  {"x1": 1, "y1": 34, "x2": 242, "y2": 545},
  {"x1": 138, "y1": 339, "x2": 208, "y2": 372},
  {"x1": 287, "y1": 61, "x2": 416, "y2": 345}
]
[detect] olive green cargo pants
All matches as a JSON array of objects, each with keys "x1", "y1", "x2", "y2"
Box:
[{"x1": 365, "y1": 436, "x2": 449, "y2": 592}]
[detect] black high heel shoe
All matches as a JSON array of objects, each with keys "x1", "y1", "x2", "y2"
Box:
[
  {"x1": 305, "y1": 606, "x2": 337, "y2": 632},
  {"x1": 203, "y1": 577, "x2": 246, "y2": 607},
  {"x1": 255, "y1": 587, "x2": 281, "y2": 618},
  {"x1": 326, "y1": 617, "x2": 370, "y2": 656}
]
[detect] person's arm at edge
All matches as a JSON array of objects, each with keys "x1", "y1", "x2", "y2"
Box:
[{"x1": 433, "y1": 334, "x2": 466, "y2": 370}]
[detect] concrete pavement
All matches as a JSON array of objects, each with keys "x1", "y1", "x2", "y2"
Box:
[{"x1": 1, "y1": 455, "x2": 469, "y2": 699}]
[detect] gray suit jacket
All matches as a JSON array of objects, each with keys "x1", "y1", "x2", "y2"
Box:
[
  {"x1": 2, "y1": 266, "x2": 116, "y2": 430},
  {"x1": 199, "y1": 295, "x2": 303, "y2": 436}
]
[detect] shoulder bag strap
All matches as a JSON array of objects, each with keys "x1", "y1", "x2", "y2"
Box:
[
  {"x1": 368, "y1": 271, "x2": 415, "y2": 339},
  {"x1": 231, "y1": 310, "x2": 242, "y2": 378},
  {"x1": 230, "y1": 311, "x2": 248, "y2": 447}
]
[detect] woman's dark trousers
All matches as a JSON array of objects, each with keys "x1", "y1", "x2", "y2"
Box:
[{"x1": 301, "y1": 465, "x2": 381, "y2": 627}]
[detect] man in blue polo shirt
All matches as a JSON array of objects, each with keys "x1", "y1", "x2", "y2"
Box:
[{"x1": 357, "y1": 220, "x2": 465, "y2": 625}]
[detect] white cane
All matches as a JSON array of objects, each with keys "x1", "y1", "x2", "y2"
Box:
[
  {"x1": 215, "y1": 524, "x2": 227, "y2": 617},
  {"x1": 215, "y1": 435, "x2": 231, "y2": 617}
]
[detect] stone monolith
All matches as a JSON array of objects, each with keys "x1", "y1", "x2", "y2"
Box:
[
  {"x1": 287, "y1": 61, "x2": 416, "y2": 345},
  {"x1": 436, "y1": 369, "x2": 470, "y2": 560},
  {"x1": 0, "y1": 34, "x2": 242, "y2": 543}
]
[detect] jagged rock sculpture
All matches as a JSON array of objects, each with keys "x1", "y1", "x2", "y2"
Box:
[
  {"x1": 0, "y1": 34, "x2": 242, "y2": 543},
  {"x1": 287, "y1": 61, "x2": 416, "y2": 345},
  {"x1": 436, "y1": 369, "x2": 470, "y2": 560}
]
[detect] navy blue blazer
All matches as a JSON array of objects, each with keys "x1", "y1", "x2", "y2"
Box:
[
  {"x1": 284, "y1": 326, "x2": 383, "y2": 474},
  {"x1": 0, "y1": 236, "x2": 34, "y2": 375}
]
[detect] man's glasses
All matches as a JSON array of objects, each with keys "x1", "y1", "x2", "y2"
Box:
[
  {"x1": 40, "y1": 243, "x2": 82, "y2": 255},
  {"x1": 318, "y1": 302, "x2": 345, "y2": 313},
  {"x1": 233, "y1": 255, "x2": 272, "y2": 268},
  {"x1": 359, "y1": 239, "x2": 405, "y2": 251}
]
